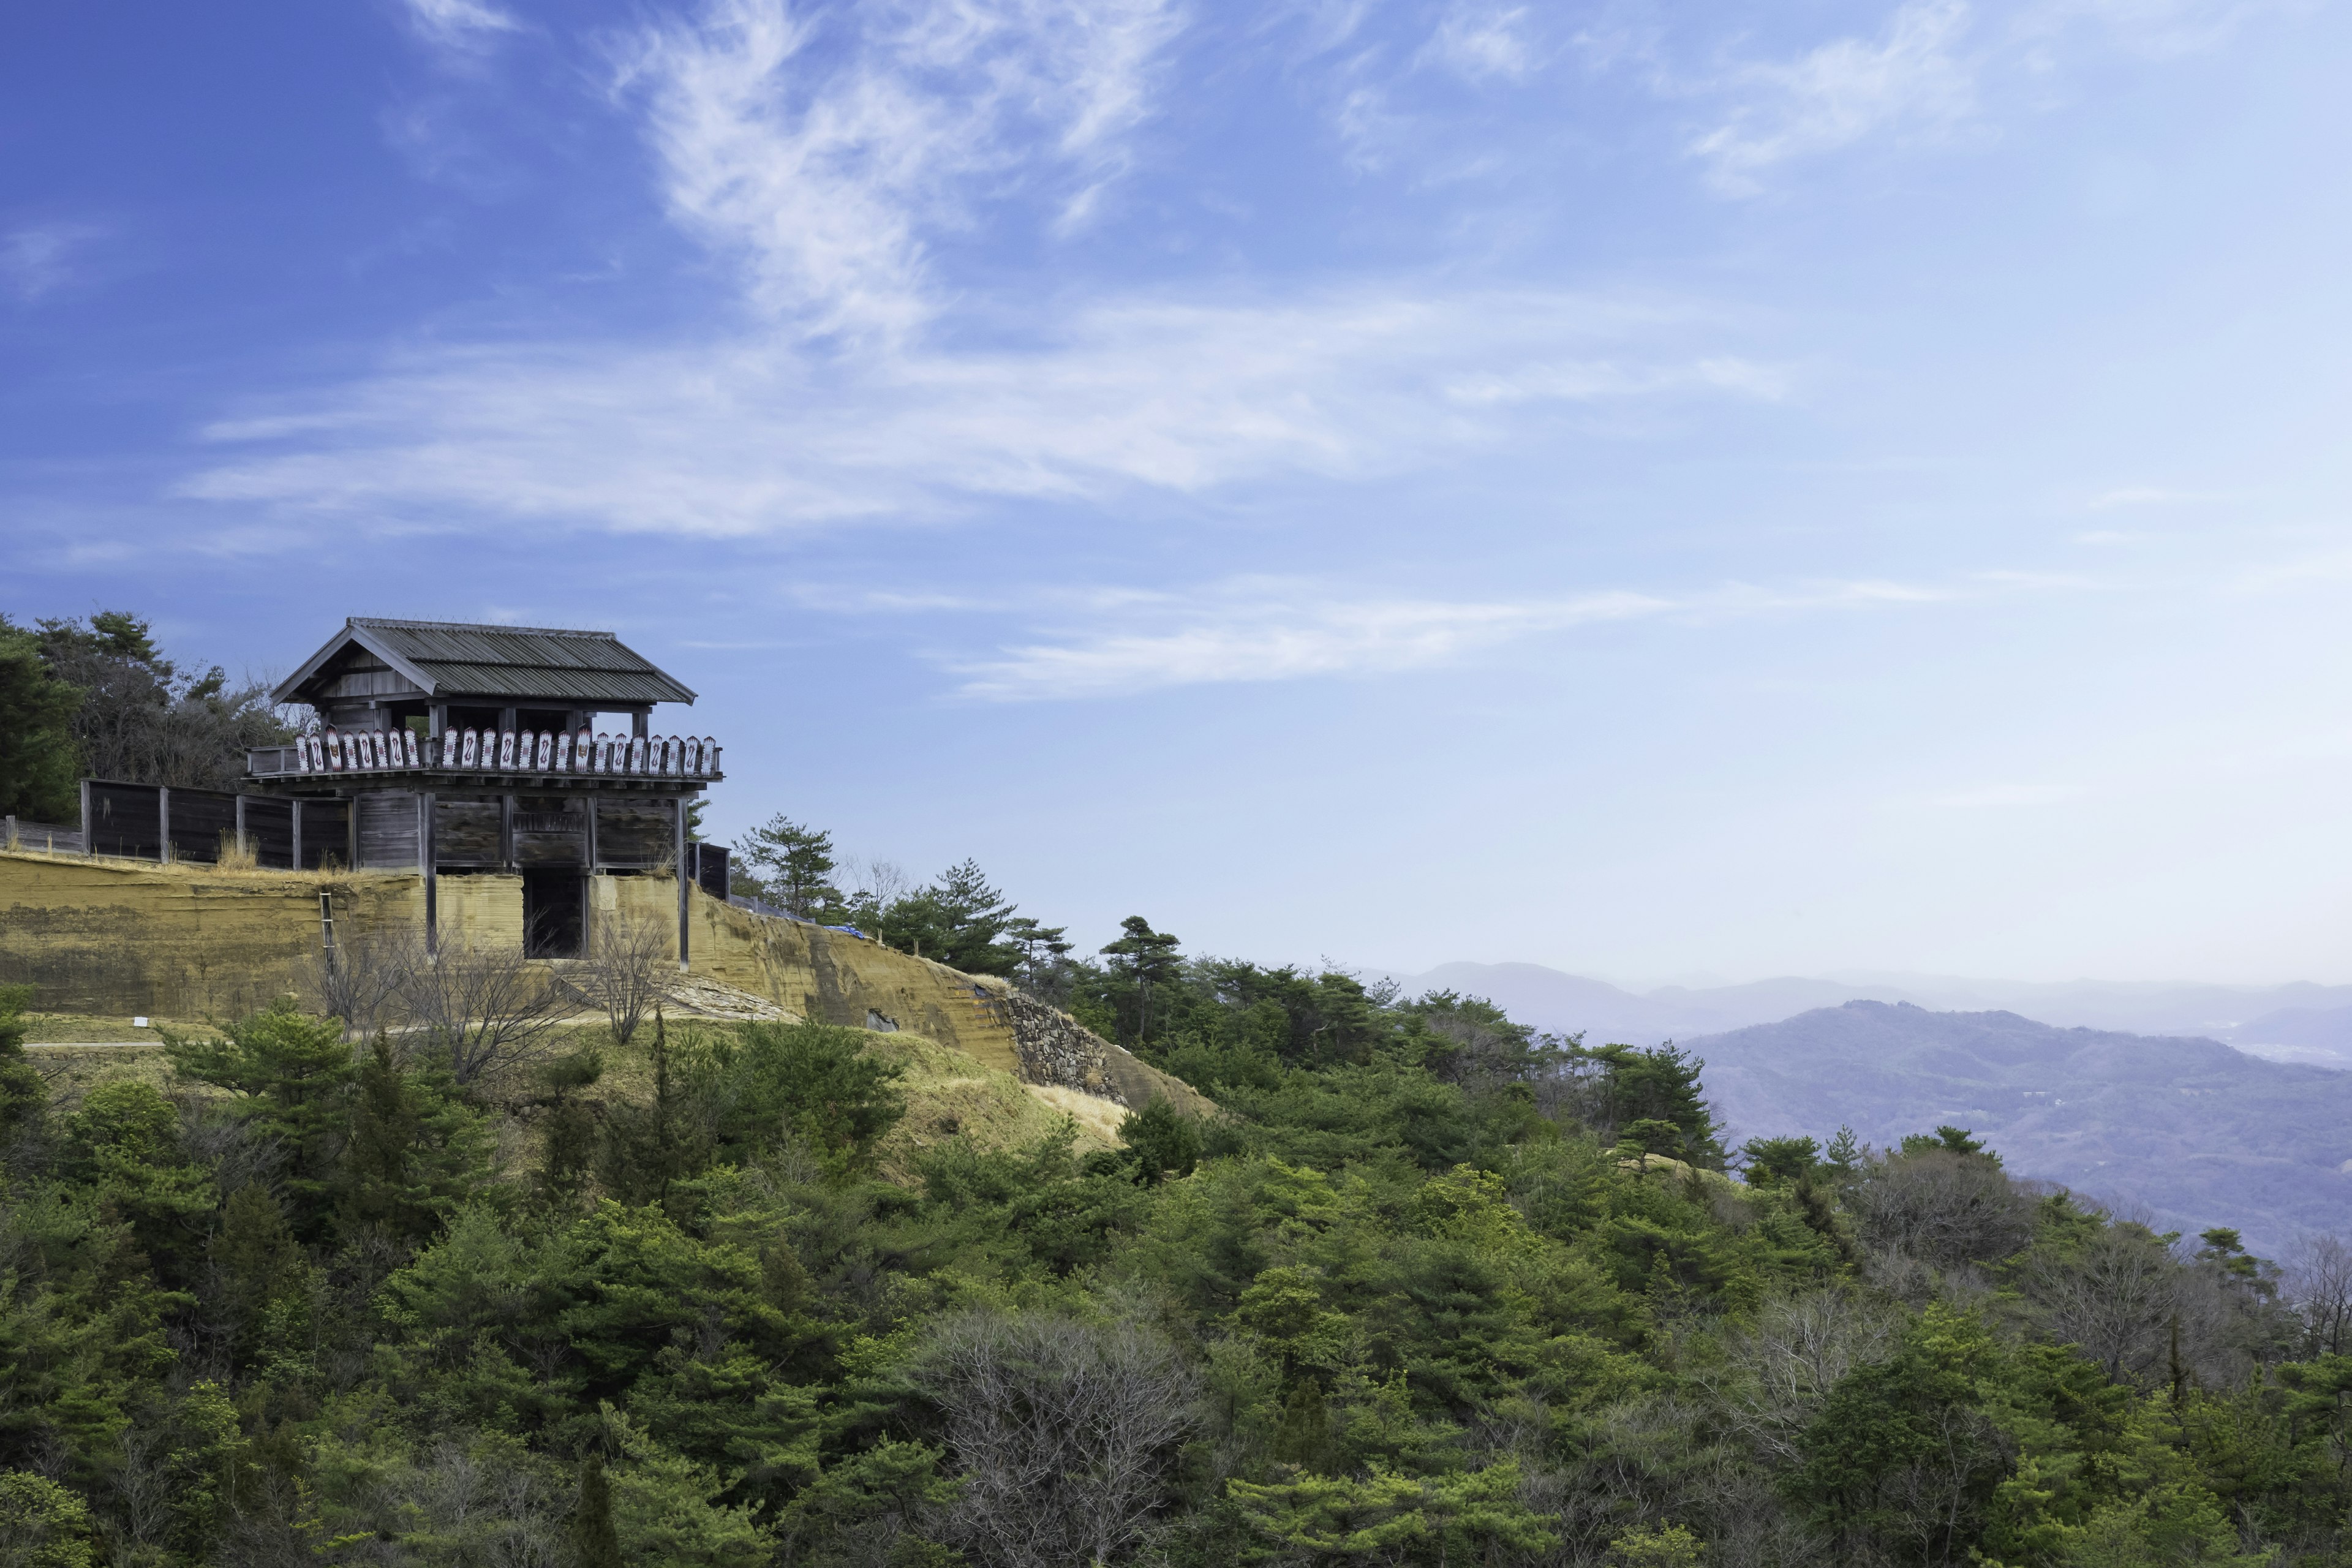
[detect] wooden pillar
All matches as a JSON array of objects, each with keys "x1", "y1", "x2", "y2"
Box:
[
  {"x1": 292, "y1": 799, "x2": 304, "y2": 872},
  {"x1": 420, "y1": 791, "x2": 438, "y2": 957},
  {"x1": 585, "y1": 794, "x2": 600, "y2": 872},
  {"x1": 632, "y1": 710, "x2": 649, "y2": 739},
  {"x1": 674, "y1": 794, "x2": 689, "y2": 973},
  {"x1": 500, "y1": 793, "x2": 516, "y2": 871},
  {"x1": 80, "y1": 780, "x2": 91, "y2": 857},
  {"x1": 233, "y1": 794, "x2": 247, "y2": 858},
  {"x1": 158, "y1": 785, "x2": 172, "y2": 863}
]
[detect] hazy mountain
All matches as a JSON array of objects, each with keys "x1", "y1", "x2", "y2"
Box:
[
  {"x1": 1382, "y1": 960, "x2": 2352, "y2": 1052},
  {"x1": 2231, "y1": 1003, "x2": 2352, "y2": 1069},
  {"x1": 1685, "y1": 1001, "x2": 2352, "y2": 1254}
]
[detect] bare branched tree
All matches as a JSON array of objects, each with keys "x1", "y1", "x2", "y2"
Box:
[
  {"x1": 2286, "y1": 1232, "x2": 2352, "y2": 1357},
  {"x1": 303, "y1": 928, "x2": 416, "y2": 1044},
  {"x1": 399, "y1": 938, "x2": 569, "y2": 1084},
  {"x1": 1709, "y1": 1289, "x2": 1902, "y2": 1468},
  {"x1": 566, "y1": 911, "x2": 673, "y2": 1045},
  {"x1": 2025, "y1": 1221, "x2": 2180, "y2": 1385},
  {"x1": 1846, "y1": 1149, "x2": 2035, "y2": 1269},
  {"x1": 921, "y1": 1311, "x2": 1199, "y2": 1568}
]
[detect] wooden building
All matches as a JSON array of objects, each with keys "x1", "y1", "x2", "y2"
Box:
[{"x1": 246, "y1": 617, "x2": 724, "y2": 962}]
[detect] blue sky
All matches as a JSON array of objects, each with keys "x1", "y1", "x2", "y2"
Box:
[{"x1": 6, "y1": 0, "x2": 2351, "y2": 985}]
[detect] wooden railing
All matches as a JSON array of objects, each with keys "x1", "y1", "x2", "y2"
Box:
[{"x1": 247, "y1": 729, "x2": 722, "y2": 782}]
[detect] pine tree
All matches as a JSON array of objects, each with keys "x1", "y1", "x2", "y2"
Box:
[
  {"x1": 337, "y1": 1036, "x2": 491, "y2": 1244},
  {"x1": 567, "y1": 1453, "x2": 624, "y2": 1568},
  {"x1": 1100, "y1": 916, "x2": 1182, "y2": 1045},
  {"x1": 0, "y1": 616, "x2": 81, "y2": 821},
  {"x1": 0, "y1": 985, "x2": 49, "y2": 1160},
  {"x1": 732, "y1": 814, "x2": 840, "y2": 916}
]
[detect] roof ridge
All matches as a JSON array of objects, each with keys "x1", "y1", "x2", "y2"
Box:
[{"x1": 349, "y1": 617, "x2": 620, "y2": 640}]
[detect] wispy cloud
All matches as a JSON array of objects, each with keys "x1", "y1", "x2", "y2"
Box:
[
  {"x1": 613, "y1": 0, "x2": 1182, "y2": 339},
  {"x1": 948, "y1": 573, "x2": 1986, "y2": 699},
  {"x1": 179, "y1": 290, "x2": 1782, "y2": 534},
  {"x1": 1921, "y1": 781, "x2": 2089, "y2": 808},
  {"x1": 403, "y1": 0, "x2": 520, "y2": 53},
  {"x1": 2, "y1": 222, "x2": 104, "y2": 302},
  {"x1": 1678, "y1": 0, "x2": 2294, "y2": 191},
  {"x1": 2087, "y1": 484, "x2": 2222, "y2": 508},
  {"x1": 1690, "y1": 0, "x2": 1978, "y2": 192},
  {"x1": 954, "y1": 584, "x2": 1667, "y2": 699},
  {"x1": 1423, "y1": 3, "x2": 1537, "y2": 82}
]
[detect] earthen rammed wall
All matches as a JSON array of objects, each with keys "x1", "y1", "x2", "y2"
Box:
[{"x1": 0, "y1": 850, "x2": 1205, "y2": 1110}]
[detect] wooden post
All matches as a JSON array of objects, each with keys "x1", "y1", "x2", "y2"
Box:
[
  {"x1": 420, "y1": 791, "x2": 438, "y2": 957},
  {"x1": 158, "y1": 785, "x2": 172, "y2": 864},
  {"x1": 500, "y1": 793, "x2": 516, "y2": 871},
  {"x1": 80, "y1": 780, "x2": 92, "y2": 856},
  {"x1": 292, "y1": 799, "x2": 304, "y2": 872},
  {"x1": 320, "y1": 889, "x2": 337, "y2": 982},
  {"x1": 674, "y1": 794, "x2": 689, "y2": 973},
  {"x1": 234, "y1": 794, "x2": 246, "y2": 860}
]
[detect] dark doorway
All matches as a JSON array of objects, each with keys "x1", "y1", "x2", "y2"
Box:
[{"x1": 523, "y1": 870, "x2": 585, "y2": 958}]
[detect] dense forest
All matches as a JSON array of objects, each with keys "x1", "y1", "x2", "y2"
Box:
[
  {"x1": 0, "y1": 610, "x2": 290, "y2": 821},
  {"x1": 6, "y1": 631, "x2": 2352, "y2": 1566},
  {"x1": 4, "y1": 928, "x2": 2351, "y2": 1566}
]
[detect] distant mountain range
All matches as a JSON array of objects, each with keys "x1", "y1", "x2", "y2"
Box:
[
  {"x1": 1379, "y1": 961, "x2": 2352, "y2": 1067},
  {"x1": 1682, "y1": 1001, "x2": 2352, "y2": 1255},
  {"x1": 1368, "y1": 962, "x2": 2352, "y2": 1251}
]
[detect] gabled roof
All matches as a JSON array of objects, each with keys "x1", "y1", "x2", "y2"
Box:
[{"x1": 273, "y1": 619, "x2": 697, "y2": 707}]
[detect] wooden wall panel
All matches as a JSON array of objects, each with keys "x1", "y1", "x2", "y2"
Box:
[
  {"x1": 243, "y1": 797, "x2": 296, "y2": 869},
  {"x1": 87, "y1": 783, "x2": 162, "y2": 860},
  {"x1": 169, "y1": 790, "x2": 238, "y2": 864},
  {"x1": 300, "y1": 800, "x2": 350, "y2": 870},
  {"x1": 594, "y1": 801, "x2": 672, "y2": 867},
  {"x1": 434, "y1": 799, "x2": 503, "y2": 867},
  {"x1": 357, "y1": 793, "x2": 420, "y2": 870}
]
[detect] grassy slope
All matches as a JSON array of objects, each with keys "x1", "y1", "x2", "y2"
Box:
[{"x1": 24, "y1": 1016, "x2": 1128, "y2": 1187}]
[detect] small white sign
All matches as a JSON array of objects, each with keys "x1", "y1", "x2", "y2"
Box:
[{"x1": 133, "y1": 1016, "x2": 149, "y2": 1028}]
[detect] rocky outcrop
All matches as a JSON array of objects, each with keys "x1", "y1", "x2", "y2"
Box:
[
  {"x1": 1000, "y1": 986, "x2": 1215, "y2": 1116},
  {"x1": 1004, "y1": 987, "x2": 1126, "y2": 1101}
]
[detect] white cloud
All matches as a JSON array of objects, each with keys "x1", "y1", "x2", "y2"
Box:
[
  {"x1": 944, "y1": 572, "x2": 1988, "y2": 700},
  {"x1": 954, "y1": 584, "x2": 1668, "y2": 699},
  {"x1": 178, "y1": 289, "x2": 1782, "y2": 535},
  {"x1": 1442, "y1": 353, "x2": 1790, "y2": 405},
  {"x1": 1424, "y1": 4, "x2": 1537, "y2": 81},
  {"x1": 404, "y1": 0, "x2": 520, "y2": 52},
  {"x1": 2, "y1": 222, "x2": 103, "y2": 302},
  {"x1": 2027, "y1": 0, "x2": 2290, "y2": 59},
  {"x1": 613, "y1": 0, "x2": 1182, "y2": 339},
  {"x1": 1923, "y1": 782, "x2": 2089, "y2": 808},
  {"x1": 1691, "y1": 0, "x2": 1978, "y2": 192},
  {"x1": 2088, "y1": 484, "x2": 2223, "y2": 508}
]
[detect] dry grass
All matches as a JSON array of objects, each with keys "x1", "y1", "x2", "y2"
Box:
[
  {"x1": 1022, "y1": 1084, "x2": 1132, "y2": 1145},
  {"x1": 871, "y1": 1030, "x2": 1124, "y2": 1178},
  {"x1": 21, "y1": 1042, "x2": 175, "y2": 1110},
  {"x1": 19, "y1": 1012, "x2": 180, "y2": 1044},
  {"x1": 0, "y1": 846, "x2": 396, "y2": 887}
]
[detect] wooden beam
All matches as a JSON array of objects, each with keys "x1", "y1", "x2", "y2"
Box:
[
  {"x1": 674, "y1": 796, "x2": 689, "y2": 973},
  {"x1": 421, "y1": 791, "x2": 438, "y2": 957}
]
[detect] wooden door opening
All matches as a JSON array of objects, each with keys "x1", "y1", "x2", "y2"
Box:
[{"x1": 524, "y1": 869, "x2": 585, "y2": 959}]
